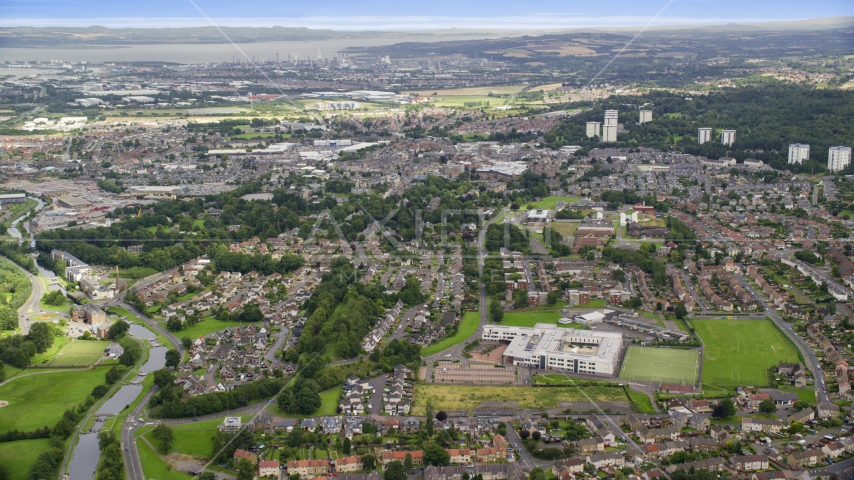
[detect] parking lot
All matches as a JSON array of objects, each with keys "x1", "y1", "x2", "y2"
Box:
[{"x1": 432, "y1": 361, "x2": 517, "y2": 384}]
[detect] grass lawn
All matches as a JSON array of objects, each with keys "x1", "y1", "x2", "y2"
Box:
[
  {"x1": 501, "y1": 310, "x2": 566, "y2": 328},
  {"x1": 519, "y1": 196, "x2": 581, "y2": 211},
  {"x1": 49, "y1": 339, "x2": 106, "y2": 366},
  {"x1": 29, "y1": 336, "x2": 72, "y2": 366},
  {"x1": 626, "y1": 389, "x2": 656, "y2": 414},
  {"x1": 618, "y1": 347, "x2": 700, "y2": 385},
  {"x1": 39, "y1": 297, "x2": 71, "y2": 312},
  {"x1": 692, "y1": 319, "x2": 799, "y2": 387},
  {"x1": 315, "y1": 387, "x2": 342, "y2": 416},
  {"x1": 137, "y1": 438, "x2": 194, "y2": 480},
  {"x1": 780, "y1": 387, "x2": 817, "y2": 403},
  {"x1": 179, "y1": 319, "x2": 261, "y2": 340},
  {"x1": 412, "y1": 384, "x2": 628, "y2": 415},
  {"x1": 421, "y1": 311, "x2": 480, "y2": 357},
  {"x1": 0, "y1": 438, "x2": 53, "y2": 480},
  {"x1": 0, "y1": 368, "x2": 105, "y2": 433}
]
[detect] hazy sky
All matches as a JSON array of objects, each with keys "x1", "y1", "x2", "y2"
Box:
[{"x1": 2, "y1": 0, "x2": 852, "y2": 29}]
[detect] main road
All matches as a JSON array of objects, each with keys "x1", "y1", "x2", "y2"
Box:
[{"x1": 734, "y1": 273, "x2": 828, "y2": 403}]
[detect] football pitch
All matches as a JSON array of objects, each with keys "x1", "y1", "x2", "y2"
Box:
[
  {"x1": 618, "y1": 347, "x2": 700, "y2": 385},
  {"x1": 692, "y1": 319, "x2": 799, "y2": 386}
]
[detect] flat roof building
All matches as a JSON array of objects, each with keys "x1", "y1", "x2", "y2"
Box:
[
  {"x1": 788, "y1": 144, "x2": 810, "y2": 165},
  {"x1": 0, "y1": 193, "x2": 26, "y2": 205},
  {"x1": 698, "y1": 128, "x2": 712, "y2": 144},
  {"x1": 828, "y1": 146, "x2": 852, "y2": 173},
  {"x1": 482, "y1": 323, "x2": 623, "y2": 375}
]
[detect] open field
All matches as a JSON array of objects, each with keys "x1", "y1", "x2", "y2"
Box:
[
  {"x1": 412, "y1": 384, "x2": 628, "y2": 415},
  {"x1": 316, "y1": 387, "x2": 342, "y2": 416},
  {"x1": 48, "y1": 339, "x2": 106, "y2": 366},
  {"x1": 618, "y1": 347, "x2": 700, "y2": 385},
  {"x1": 421, "y1": 311, "x2": 480, "y2": 357},
  {"x1": 520, "y1": 196, "x2": 581, "y2": 211},
  {"x1": 0, "y1": 368, "x2": 104, "y2": 433},
  {"x1": 405, "y1": 85, "x2": 526, "y2": 96},
  {"x1": 0, "y1": 438, "x2": 53, "y2": 480},
  {"x1": 692, "y1": 319, "x2": 799, "y2": 387},
  {"x1": 137, "y1": 438, "x2": 194, "y2": 480},
  {"x1": 179, "y1": 319, "x2": 262, "y2": 340},
  {"x1": 501, "y1": 310, "x2": 566, "y2": 328},
  {"x1": 29, "y1": 336, "x2": 72, "y2": 365}
]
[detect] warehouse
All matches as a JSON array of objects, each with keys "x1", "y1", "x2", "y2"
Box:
[{"x1": 0, "y1": 193, "x2": 27, "y2": 205}]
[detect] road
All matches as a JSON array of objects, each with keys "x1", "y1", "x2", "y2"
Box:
[
  {"x1": 505, "y1": 424, "x2": 551, "y2": 470},
  {"x1": 15, "y1": 259, "x2": 45, "y2": 336},
  {"x1": 111, "y1": 300, "x2": 185, "y2": 357},
  {"x1": 734, "y1": 273, "x2": 828, "y2": 403},
  {"x1": 680, "y1": 272, "x2": 708, "y2": 311},
  {"x1": 264, "y1": 327, "x2": 289, "y2": 362},
  {"x1": 122, "y1": 386, "x2": 159, "y2": 480}
]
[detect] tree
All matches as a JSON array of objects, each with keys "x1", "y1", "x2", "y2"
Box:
[
  {"x1": 423, "y1": 443, "x2": 450, "y2": 466},
  {"x1": 54, "y1": 258, "x2": 66, "y2": 279},
  {"x1": 712, "y1": 399, "x2": 737, "y2": 419},
  {"x1": 164, "y1": 349, "x2": 180, "y2": 368},
  {"x1": 236, "y1": 458, "x2": 255, "y2": 480},
  {"x1": 361, "y1": 453, "x2": 376, "y2": 471},
  {"x1": 153, "y1": 368, "x2": 175, "y2": 388},
  {"x1": 436, "y1": 411, "x2": 448, "y2": 422},
  {"x1": 488, "y1": 299, "x2": 503, "y2": 324},
  {"x1": 384, "y1": 461, "x2": 407, "y2": 480},
  {"x1": 152, "y1": 424, "x2": 174, "y2": 454},
  {"x1": 342, "y1": 437, "x2": 351, "y2": 455},
  {"x1": 404, "y1": 453, "x2": 413, "y2": 471},
  {"x1": 27, "y1": 322, "x2": 55, "y2": 353},
  {"x1": 759, "y1": 399, "x2": 777, "y2": 414},
  {"x1": 530, "y1": 468, "x2": 548, "y2": 480},
  {"x1": 105, "y1": 366, "x2": 121, "y2": 385},
  {"x1": 790, "y1": 422, "x2": 805, "y2": 434},
  {"x1": 91, "y1": 384, "x2": 109, "y2": 399},
  {"x1": 108, "y1": 320, "x2": 129, "y2": 340},
  {"x1": 520, "y1": 430, "x2": 530, "y2": 439},
  {"x1": 532, "y1": 431, "x2": 542, "y2": 440},
  {"x1": 674, "y1": 303, "x2": 688, "y2": 320},
  {"x1": 793, "y1": 400, "x2": 810, "y2": 411},
  {"x1": 200, "y1": 473, "x2": 216, "y2": 480},
  {"x1": 181, "y1": 336, "x2": 192, "y2": 348},
  {"x1": 295, "y1": 387, "x2": 321, "y2": 415},
  {"x1": 166, "y1": 318, "x2": 183, "y2": 332}
]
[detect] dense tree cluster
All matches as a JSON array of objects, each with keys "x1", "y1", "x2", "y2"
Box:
[
  {"x1": 545, "y1": 85, "x2": 854, "y2": 172},
  {"x1": 0, "y1": 257, "x2": 34, "y2": 331},
  {"x1": 151, "y1": 375, "x2": 285, "y2": 418}
]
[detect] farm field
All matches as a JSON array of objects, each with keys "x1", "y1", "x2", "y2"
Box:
[
  {"x1": 691, "y1": 319, "x2": 799, "y2": 387},
  {"x1": 421, "y1": 311, "x2": 480, "y2": 357},
  {"x1": 411, "y1": 384, "x2": 628, "y2": 415},
  {"x1": 0, "y1": 368, "x2": 105, "y2": 433},
  {"x1": 48, "y1": 339, "x2": 106, "y2": 366},
  {"x1": 618, "y1": 347, "x2": 700, "y2": 385},
  {"x1": 0, "y1": 438, "x2": 54, "y2": 480},
  {"x1": 519, "y1": 196, "x2": 581, "y2": 211}
]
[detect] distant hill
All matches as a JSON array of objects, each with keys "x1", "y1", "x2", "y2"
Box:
[{"x1": 1, "y1": 17, "x2": 851, "y2": 47}]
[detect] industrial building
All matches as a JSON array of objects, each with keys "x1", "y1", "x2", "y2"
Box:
[
  {"x1": 482, "y1": 323, "x2": 623, "y2": 375},
  {"x1": 0, "y1": 193, "x2": 27, "y2": 205}
]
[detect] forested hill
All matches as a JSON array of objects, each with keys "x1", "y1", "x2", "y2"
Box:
[{"x1": 545, "y1": 85, "x2": 854, "y2": 173}]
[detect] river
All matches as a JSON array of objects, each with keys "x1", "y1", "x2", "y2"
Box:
[
  {"x1": 0, "y1": 34, "x2": 500, "y2": 64},
  {"x1": 67, "y1": 418, "x2": 105, "y2": 480},
  {"x1": 96, "y1": 385, "x2": 144, "y2": 416}
]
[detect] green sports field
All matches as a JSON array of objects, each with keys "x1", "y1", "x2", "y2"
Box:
[
  {"x1": 48, "y1": 340, "x2": 106, "y2": 366},
  {"x1": 618, "y1": 347, "x2": 700, "y2": 385},
  {"x1": 692, "y1": 319, "x2": 799, "y2": 386}
]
